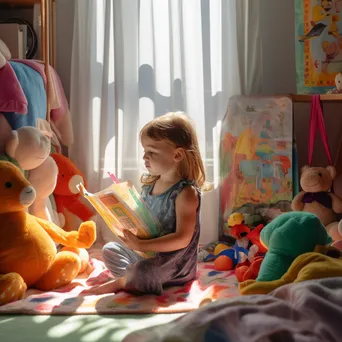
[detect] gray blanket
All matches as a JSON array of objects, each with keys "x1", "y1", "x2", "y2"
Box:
[{"x1": 124, "y1": 277, "x2": 342, "y2": 342}]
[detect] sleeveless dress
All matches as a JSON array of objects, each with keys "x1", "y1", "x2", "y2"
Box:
[{"x1": 102, "y1": 179, "x2": 201, "y2": 294}]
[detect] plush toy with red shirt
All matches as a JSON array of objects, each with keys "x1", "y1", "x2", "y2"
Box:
[
  {"x1": 227, "y1": 212, "x2": 266, "y2": 281},
  {"x1": 50, "y1": 153, "x2": 94, "y2": 230}
]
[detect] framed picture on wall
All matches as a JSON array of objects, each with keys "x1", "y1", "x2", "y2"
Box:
[{"x1": 295, "y1": 0, "x2": 342, "y2": 94}]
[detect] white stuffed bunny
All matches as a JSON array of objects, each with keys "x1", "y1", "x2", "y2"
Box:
[{"x1": 5, "y1": 127, "x2": 60, "y2": 225}]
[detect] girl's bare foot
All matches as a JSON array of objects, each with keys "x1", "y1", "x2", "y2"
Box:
[{"x1": 82, "y1": 277, "x2": 126, "y2": 295}]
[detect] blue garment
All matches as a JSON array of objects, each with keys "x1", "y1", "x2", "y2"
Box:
[
  {"x1": 3, "y1": 62, "x2": 47, "y2": 129},
  {"x1": 102, "y1": 179, "x2": 201, "y2": 294}
]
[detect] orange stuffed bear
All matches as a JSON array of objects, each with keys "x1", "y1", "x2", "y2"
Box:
[
  {"x1": 0, "y1": 161, "x2": 96, "y2": 306},
  {"x1": 50, "y1": 153, "x2": 94, "y2": 231}
]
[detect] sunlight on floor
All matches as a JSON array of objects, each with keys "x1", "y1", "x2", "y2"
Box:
[
  {"x1": 0, "y1": 317, "x2": 15, "y2": 325},
  {"x1": 0, "y1": 314, "x2": 182, "y2": 342},
  {"x1": 45, "y1": 314, "x2": 182, "y2": 342}
]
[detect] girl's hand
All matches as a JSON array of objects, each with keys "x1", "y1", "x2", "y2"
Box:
[{"x1": 120, "y1": 230, "x2": 141, "y2": 250}]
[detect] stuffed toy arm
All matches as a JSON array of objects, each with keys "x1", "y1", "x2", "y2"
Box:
[
  {"x1": 329, "y1": 193, "x2": 342, "y2": 214},
  {"x1": 35, "y1": 217, "x2": 96, "y2": 248},
  {"x1": 291, "y1": 191, "x2": 305, "y2": 211},
  {"x1": 55, "y1": 195, "x2": 94, "y2": 222},
  {"x1": 68, "y1": 199, "x2": 94, "y2": 221}
]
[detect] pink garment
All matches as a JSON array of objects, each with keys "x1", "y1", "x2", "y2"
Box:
[
  {"x1": 0, "y1": 62, "x2": 28, "y2": 114},
  {"x1": 308, "y1": 95, "x2": 333, "y2": 166},
  {"x1": 0, "y1": 113, "x2": 13, "y2": 154}
]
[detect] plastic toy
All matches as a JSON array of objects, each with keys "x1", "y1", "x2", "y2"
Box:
[
  {"x1": 214, "y1": 255, "x2": 234, "y2": 271},
  {"x1": 204, "y1": 244, "x2": 250, "y2": 269},
  {"x1": 228, "y1": 212, "x2": 265, "y2": 253}
]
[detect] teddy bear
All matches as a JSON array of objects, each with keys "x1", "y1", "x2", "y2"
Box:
[
  {"x1": 0, "y1": 160, "x2": 96, "y2": 306},
  {"x1": 291, "y1": 165, "x2": 342, "y2": 240}
]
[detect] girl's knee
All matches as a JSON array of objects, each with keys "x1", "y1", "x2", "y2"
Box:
[
  {"x1": 101, "y1": 242, "x2": 126, "y2": 277},
  {"x1": 102, "y1": 242, "x2": 122, "y2": 256}
]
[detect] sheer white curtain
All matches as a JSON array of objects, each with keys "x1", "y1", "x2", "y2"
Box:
[{"x1": 70, "y1": 0, "x2": 262, "y2": 242}]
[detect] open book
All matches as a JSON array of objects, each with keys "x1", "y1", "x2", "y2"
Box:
[{"x1": 78, "y1": 180, "x2": 160, "y2": 257}]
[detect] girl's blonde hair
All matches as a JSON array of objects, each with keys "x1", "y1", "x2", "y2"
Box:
[{"x1": 140, "y1": 112, "x2": 210, "y2": 190}]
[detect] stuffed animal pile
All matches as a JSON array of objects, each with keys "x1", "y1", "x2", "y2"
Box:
[
  {"x1": 239, "y1": 211, "x2": 342, "y2": 295},
  {"x1": 202, "y1": 213, "x2": 266, "y2": 282},
  {"x1": 0, "y1": 40, "x2": 97, "y2": 306}
]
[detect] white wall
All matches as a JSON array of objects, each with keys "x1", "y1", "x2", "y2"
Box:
[{"x1": 260, "y1": 0, "x2": 297, "y2": 94}]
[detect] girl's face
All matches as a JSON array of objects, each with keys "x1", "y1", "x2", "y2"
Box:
[{"x1": 141, "y1": 135, "x2": 181, "y2": 176}]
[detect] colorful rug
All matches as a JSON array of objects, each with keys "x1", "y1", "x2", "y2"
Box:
[{"x1": 0, "y1": 253, "x2": 240, "y2": 315}]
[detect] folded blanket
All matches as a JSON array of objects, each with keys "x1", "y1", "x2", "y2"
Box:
[
  {"x1": 3, "y1": 61, "x2": 47, "y2": 129},
  {"x1": 14, "y1": 59, "x2": 74, "y2": 146}
]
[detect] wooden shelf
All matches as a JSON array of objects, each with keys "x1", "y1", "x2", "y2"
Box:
[
  {"x1": 292, "y1": 94, "x2": 342, "y2": 102},
  {"x1": 0, "y1": 0, "x2": 55, "y2": 122}
]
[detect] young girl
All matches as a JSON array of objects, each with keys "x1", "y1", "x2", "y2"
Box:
[{"x1": 90, "y1": 112, "x2": 207, "y2": 295}]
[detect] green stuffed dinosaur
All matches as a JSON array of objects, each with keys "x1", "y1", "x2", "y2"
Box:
[{"x1": 253, "y1": 211, "x2": 332, "y2": 282}]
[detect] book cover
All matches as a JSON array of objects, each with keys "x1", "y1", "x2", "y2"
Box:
[{"x1": 78, "y1": 182, "x2": 160, "y2": 258}]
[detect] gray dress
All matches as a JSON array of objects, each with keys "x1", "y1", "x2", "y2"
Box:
[{"x1": 102, "y1": 179, "x2": 201, "y2": 295}]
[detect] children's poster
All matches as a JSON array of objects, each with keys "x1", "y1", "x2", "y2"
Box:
[
  {"x1": 295, "y1": 0, "x2": 342, "y2": 94},
  {"x1": 219, "y1": 96, "x2": 294, "y2": 237}
]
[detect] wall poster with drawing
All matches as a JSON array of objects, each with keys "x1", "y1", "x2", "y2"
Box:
[
  {"x1": 219, "y1": 96, "x2": 295, "y2": 238},
  {"x1": 295, "y1": 0, "x2": 342, "y2": 94}
]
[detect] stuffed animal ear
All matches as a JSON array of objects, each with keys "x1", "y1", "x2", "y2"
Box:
[
  {"x1": 5, "y1": 131, "x2": 19, "y2": 158},
  {"x1": 326, "y1": 166, "x2": 337, "y2": 180},
  {"x1": 301, "y1": 165, "x2": 309, "y2": 173}
]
